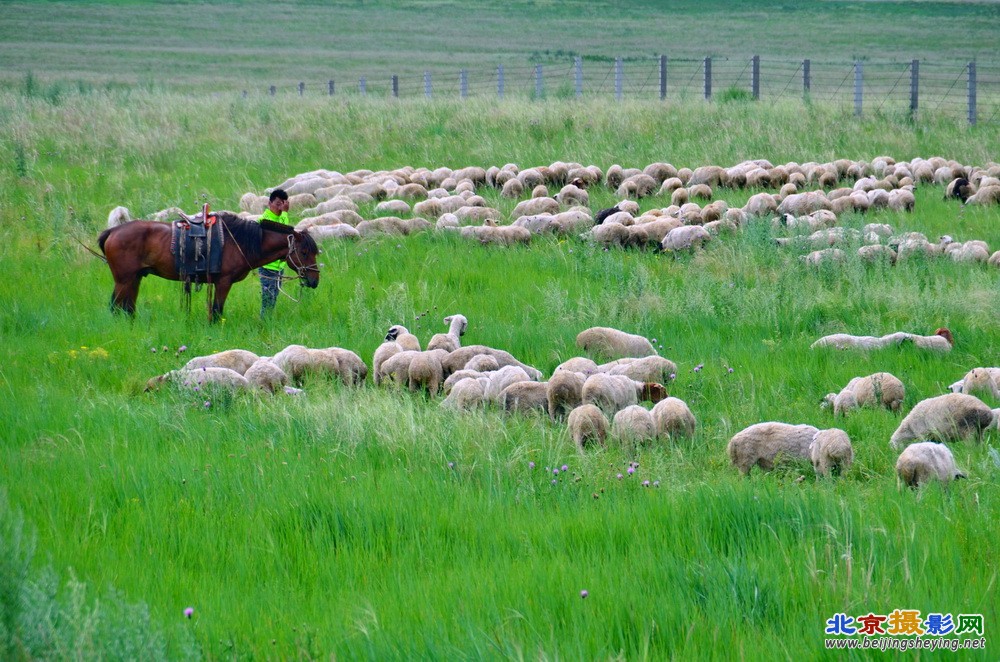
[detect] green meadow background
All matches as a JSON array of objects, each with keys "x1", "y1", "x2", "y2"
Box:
[{"x1": 2, "y1": 1, "x2": 1000, "y2": 659}]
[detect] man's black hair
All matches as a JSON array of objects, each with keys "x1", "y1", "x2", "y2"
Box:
[{"x1": 269, "y1": 188, "x2": 289, "y2": 202}]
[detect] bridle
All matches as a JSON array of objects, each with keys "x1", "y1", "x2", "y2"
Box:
[{"x1": 284, "y1": 233, "x2": 321, "y2": 278}]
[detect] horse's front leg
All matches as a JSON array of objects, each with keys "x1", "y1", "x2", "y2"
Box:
[{"x1": 210, "y1": 280, "x2": 233, "y2": 323}]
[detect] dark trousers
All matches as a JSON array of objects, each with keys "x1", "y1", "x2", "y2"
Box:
[{"x1": 259, "y1": 267, "x2": 283, "y2": 316}]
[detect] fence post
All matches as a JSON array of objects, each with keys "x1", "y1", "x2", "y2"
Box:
[
  {"x1": 968, "y1": 61, "x2": 977, "y2": 126},
  {"x1": 424, "y1": 71, "x2": 432, "y2": 99},
  {"x1": 298, "y1": 82, "x2": 304, "y2": 96},
  {"x1": 269, "y1": 85, "x2": 276, "y2": 96},
  {"x1": 615, "y1": 57, "x2": 623, "y2": 100},
  {"x1": 854, "y1": 61, "x2": 863, "y2": 117},
  {"x1": 391, "y1": 75, "x2": 399, "y2": 98},
  {"x1": 359, "y1": 77, "x2": 366, "y2": 96},
  {"x1": 575, "y1": 56, "x2": 583, "y2": 98},
  {"x1": 909, "y1": 60, "x2": 918, "y2": 116},
  {"x1": 803, "y1": 59, "x2": 810, "y2": 96},
  {"x1": 704, "y1": 57, "x2": 712, "y2": 100},
  {"x1": 535, "y1": 64, "x2": 543, "y2": 99},
  {"x1": 328, "y1": 80, "x2": 335, "y2": 96},
  {"x1": 460, "y1": 69, "x2": 468, "y2": 99},
  {"x1": 751, "y1": 55, "x2": 760, "y2": 100},
  {"x1": 659, "y1": 55, "x2": 667, "y2": 100},
  {"x1": 498, "y1": 64, "x2": 504, "y2": 99}
]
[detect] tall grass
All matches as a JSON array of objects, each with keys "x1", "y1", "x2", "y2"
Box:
[{"x1": 1, "y1": 89, "x2": 999, "y2": 657}]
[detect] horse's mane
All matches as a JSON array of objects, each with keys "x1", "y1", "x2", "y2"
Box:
[{"x1": 216, "y1": 212, "x2": 317, "y2": 263}]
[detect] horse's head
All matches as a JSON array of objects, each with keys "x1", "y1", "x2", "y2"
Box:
[{"x1": 286, "y1": 231, "x2": 321, "y2": 289}]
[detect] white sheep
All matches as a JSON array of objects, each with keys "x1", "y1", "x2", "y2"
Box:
[
  {"x1": 427, "y1": 314, "x2": 468, "y2": 353},
  {"x1": 581, "y1": 373, "x2": 667, "y2": 417},
  {"x1": 385, "y1": 325, "x2": 421, "y2": 351},
  {"x1": 650, "y1": 397, "x2": 696, "y2": 440},
  {"x1": 949, "y1": 367, "x2": 1000, "y2": 400},
  {"x1": 271, "y1": 345, "x2": 340, "y2": 383},
  {"x1": 598, "y1": 356, "x2": 678, "y2": 384},
  {"x1": 727, "y1": 422, "x2": 820, "y2": 475},
  {"x1": 148, "y1": 366, "x2": 251, "y2": 392},
  {"x1": 555, "y1": 357, "x2": 600, "y2": 376},
  {"x1": 889, "y1": 393, "x2": 995, "y2": 449},
  {"x1": 244, "y1": 357, "x2": 289, "y2": 394},
  {"x1": 442, "y1": 345, "x2": 542, "y2": 381},
  {"x1": 184, "y1": 349, "x2": 260, "y2": 375},
  {"x1": 567, "y1": 404, "x2": 609, "y2": 450},
  {"x1": 106, "y1": 206, "x2": 132, "y2": 228},
  {"x1": 661, "y1": 225, "x2": 711, "y2": 253},
  {"x1": 500, "y1": 381, "x2": 549, "y2": 415},
  {"x1": 612, "y1": 405, "x2": 656, "y2": 446},
  {"x1": 576, "y1": 327, "x2": 656, "y2": 360},
  {"x1": 441, "y1": 376, "x2": 489, "y2": 410},
  {"x1": 809, "y1": 428, "x2": 854, "y2": 477},
  {"x1": 407, "y1": 349, "x2": 450, "y2": 395},
  {"x1": 896, "y1": 442, "x2": 966, "y2": 488},
  {"x1": 824, "y1": 372, "x2": 905, "y2": 415},
  {"x1": 464, "y1": 355, "x2": 501, "y2": 372},
  {"x1": 484, "y1": 365, "x2": 532, "y2": 404}
]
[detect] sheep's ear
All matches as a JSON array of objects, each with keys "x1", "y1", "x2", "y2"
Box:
[{"x1": 443, "y1": 315, "x2": 453, "y2": 324}]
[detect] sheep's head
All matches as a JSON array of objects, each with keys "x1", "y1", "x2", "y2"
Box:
[
  {"x1": 821, "y1": 393, "x2": 836, "y2": 409},
  {"x1": 934, "y1": 327, "x2": 954, "y2": 346},
  {"x1": 385, "y1": 325, "x2": 407, "y2": 342},
  {"x1": 641, "y1": 382, "x2": 667, "y2": 403}
]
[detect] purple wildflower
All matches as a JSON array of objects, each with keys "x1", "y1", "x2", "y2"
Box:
[
  {"x1": 627, "y1": 466, "x2": 635, "y2": 475},
  {"x1": 669, "y1": 373, "x2": 676, "y2": 380},
  {"x1": 448, "y1": 462, "x2": 455, "y2": 469},
  {"x1": 203, "y1": 401, "x2": 211, "y2": 408},
  {"x1": 616, "y1": 473, "x2": 623, "y2": 480},
  {"x1": 728, "y1": 367, "x2": 734, "y2": 373},
  {"x1": 561, "y1": 464, "x2": 568, "y2": 472},
  {"x1": 529, "y1": 461, "x2": 535, "y2": 469},
  {"x1": 580, "y1": 590, "x2": 589, "y2": 599},
  {"x1": 184, "y1": 607, "x2": 194, "y2": 619},
  {"x1": 553, "y1": 469, "x2": 559, "y2": 476},
  {"x1": 178, "y1": 345, "x2": 187, "y2": 353},
  {"x1": 643, "y1": 480, "x2": 650, "y2": 487}
]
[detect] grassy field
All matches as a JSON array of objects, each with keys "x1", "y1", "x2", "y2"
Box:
[
  {"x1": 2, "y1": 1, "x2": 1000, "y2": 659},
  {"x1": 2, "y1": 87, "x2": 1000, "y2": 658}
]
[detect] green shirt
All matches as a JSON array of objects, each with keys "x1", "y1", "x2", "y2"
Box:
[{"x1": 260, "y1": 208, "x2": 289, "y2": 271}]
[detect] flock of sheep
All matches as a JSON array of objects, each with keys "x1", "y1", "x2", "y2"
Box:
[
  {"x1": 147, "y1": 318, "x2": 999, "y2": 490},
  {"x1": 210, "y1": 155, "x2": 1000, "y2": 268}
]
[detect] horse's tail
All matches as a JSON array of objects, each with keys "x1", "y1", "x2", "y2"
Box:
[{"x1": 97, "y1": 227, "x2": 114, "y2": 254}]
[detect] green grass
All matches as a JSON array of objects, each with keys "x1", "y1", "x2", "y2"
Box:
[{"x1": 2, "y1": 86, "x2": 1000, "y2": 657}]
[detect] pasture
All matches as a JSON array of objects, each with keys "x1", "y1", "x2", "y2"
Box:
[{"x1": 2, "y1": 1, "x2": 1000, "y2": 659}]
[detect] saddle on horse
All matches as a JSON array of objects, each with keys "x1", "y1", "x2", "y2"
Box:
[{"x1": 170, "y1": 203, "x2": 225, "y2": 284}]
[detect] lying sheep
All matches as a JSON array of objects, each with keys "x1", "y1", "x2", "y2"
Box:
[
  {"x1": 809, "y1": 428, "x2": 854, "y2": 477},
  {"x1": 567, "y1": 404, "x2": 609, "y2": 450},
  {"x1": 889, "y1": 393, "x2": 995, "y2": 449},
  {"x1": 500, "y1": 381, "x2": 549, "y2": 415},
  {"x1": 650, "y1": 397, "x2": 696, "y2": 440},
  {"x1": 727, "y1": 422, "x2": 820, "y2": 475},
  {"x1": 824, "y1": 372, "x2": 905, "y2": 415},
  {"x1": 427, "y1": 314, "x2": 468, "y2": 353},
  {"x1": 581, "y1": 373, "x2": 666, "y2": 417},
  {"x1": 576, "y1": 327, "x2": 656, "y2": 360},
  {"x1": 896, "y1": 442, "x2": 965, "y2": 488},
  {"x1": 184, "y1": 349, "x2": 260, "y2": 375},
  {"x1": 612, "y1": 405, "x2": 657, "y2": 446}
]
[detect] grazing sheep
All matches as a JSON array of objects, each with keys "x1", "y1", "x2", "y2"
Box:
[
  {"x1": 484, "y1": 365, "x2": 532, "y2": 404},
  {"x1": 309, "y1": 224, "x2": 361, "y2": 240},
  {"x1": 727, "y1": 422, "x2": 820, "y2": 475},
  {"x1": 547, "y1": 369, "x2": 587, "y2": 421},
  {"x1": 576, "y1": 327, "x2": 656, "y2": 360},
  {"x1": 271, "y1": 345, "x2": 341, "y2": 383},
  {"x1": 857, "y1": 244, "x2": 897, "y2": 263},
  {"x1": 500, "y1": 381, "x2": 549, "y2": 415},
  {"x1": 581, "y1": 373, "x2": 666, "y2": 417},
  {"x1": 427, "y1": 314, "x2": 468, "y2": 353},
  {"x1": 582, "y1": 222, "x2": 630, "y2": 247},
  {"x1": 107, "y1": 206, "x2": 132, "y2": 229},
  {"x1": 567, "y1": 404, "x2": 609, "y2": 450},
  {"x1": 511, "y1": 197, "x2": 559, "y2": 218},
  {"x1": 895, "y1": 442, "x2": 965, "y2": 488},
  {"x1": 803, "y1": 248, "x2": 847, "y2": 267},
  {"x1": 326, "y1": 348, "x2": 368, "y2": 386},
  {"x1": 373, "y1": 339, "x2": 403, "y2": 385},
  {"x1": 889, "y1": 393, "x2": 995, "y2": 449},
  {"x1": 441, "y1": 345, "x2": 542, "y2": 380},
  {"x1": 148, "y1": 366, "x2": 251, "y2": 392},
  {"x1": 244, "y1": 357, "x2": 289, "y2": 394},
  {"x1": 441, "y1": 376, "x2": 489, "y2": 410},
  {"x1": 386, "y1": 325, "x2": 421, "y2": 351},
  {"x1": 555, "y1": 357, "x2": 600, "y2": 376},
  {"x1": 949, "y1": 367, "x2": 1000, "y2": 400},
  {"x1": 598, "y1": 356, "x2": 678, "y2": 384},
  {"x1": 556, "y1": 184, "x2": 589, "y2": 207},
  {"x1": 457, "y1": 224, "x2": 533, "y2": 246},
  {"x1": 464, "y1": 355, "x2": 500, "y2": 372},
  {"x1": 376, "y1": 349, "x2": 420, "y2": 387},
  {"x1": 184, "y1": 349, "x2": 260, "y2": 375},
  {"x1": 967, "y1": 184, "x2": 1000, "y2": 206},
  {"x1": 612, "y1": 405, "x2": 656, "y2": 446},
  {"x1": 824, "y1": 372, "x2": 905, "y2": 415},
  {"x1": 650, "y1": 397, "x2": 696, "y2": 440},
  {"x1": 407, "y1": 349, "x2": 449, "y2": 395},
  {"x1": 661, "y1": 225, "x2": 711, "y2": 253},
  {"x1": 809, "y1": 428, "x2": 854, "y2": 477}
]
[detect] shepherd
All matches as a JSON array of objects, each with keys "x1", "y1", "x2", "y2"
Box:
[{"x1": 97, "y1": 209, "x2": 320, "y2": 321}]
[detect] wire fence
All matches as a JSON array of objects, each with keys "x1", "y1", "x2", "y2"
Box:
[{"x1": 247, "y1": 56, "x2": 999, "y2": 125}]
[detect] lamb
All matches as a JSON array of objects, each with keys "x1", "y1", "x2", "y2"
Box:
[
  {"x1": 184, "y1": 349, "x2": 260, "y2": 375},
  {"x1": 244, "y1": 357, "x2": 289, "y2": 394},
  {"x1": 547, "y1": 369, "x2": 587, "y2": 421},
  {"x1": 809, "y1": 428, "x2": 854, "y2": 477},
  {"x1": 576, "y1": 327, "x2": 656, "y2": 360},
  {"x1": 650, "y1": 397, "x2": 696, "y2": 440},
  {"x1": 612, "y1": 405, "x2": 656, "y2": 446},
  {"x1": 581, "y1": 373, "x2": 666, "y2": 417},
  {"x1": 824, "y1": 372, "x2": 905, "y2": 415},
  {"x1": 949, "y1": 367, "x2": 1000, "y2": 400},
  {"x1": 661, "y1": 225, "x2": 711, "y2": 253},
  {"x1": 427, "y1": 314, "x2": 468, "y2": 353},
  {"x1": 567, "y1": 404, "x2": 610, "y2": 450},
  {"x1": 500, "y1": 381, "x2": 549, "y2": 415},
  {"x1": 407, "y1": 349, "x2": 450, "y2": 395},
  {"x1": 895, "y1": 442, "x2": 966, "y2": 488},
  {"x1": 727, "y1": 422, "x2": 820, "y2": 475},
  {"x1": 889, "y1": 393, "x2": 995, "y2": 449}
]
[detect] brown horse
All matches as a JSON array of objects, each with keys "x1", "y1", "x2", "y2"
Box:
[{"x1": 98, "y1": 212, "x2": 320, "y2": 320}]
